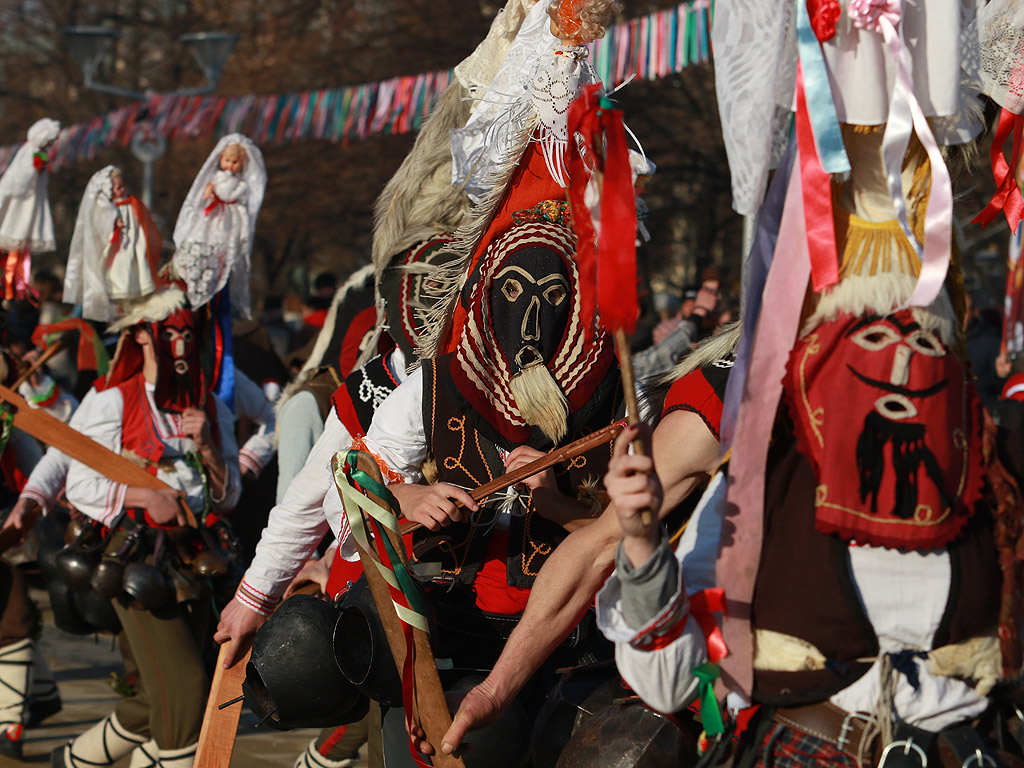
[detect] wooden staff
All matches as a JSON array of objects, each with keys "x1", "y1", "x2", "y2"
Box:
[
  {"x1": 613, "y1": 328, "x2": 651, "y2": 526},
  {"x1": 0, "y1": 384, "x2": 198, "y2": 528},
  {"x1": 398, "y1": 420, "x2": 624, "y2": 535},
  {"x1": 340, "y1": 451, "x2": 465, "y2": 768},
  {"x1": 194, "y1": 646, "x2": 251, "y2": 768},
  {"x1": 11, "y1": 337, "x2": 65, "y2": 390}
]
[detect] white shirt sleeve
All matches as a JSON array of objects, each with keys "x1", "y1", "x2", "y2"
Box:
[
  {"x1": 232, "y1": 370, "x2": 277, "y2": 477},
  {"x1": 237, "y1": 409, "x2": 351, "y2": 614},
  {"x1": 20, "y1": 387, "x2": 97, "y2": 512},
  {"x1": 64, "y1": 388, "x2": 129, "y2": 526},
  {"x1": 597, "y1": 472, "x2": 725, "y2": 714},
  {"x1": 360, "y1": 367, "x2": 427, "y2": 482}
]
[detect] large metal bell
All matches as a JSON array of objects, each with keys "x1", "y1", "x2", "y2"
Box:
[
  {"x1": 243, "y1": 594, "x2": 366, "y2": 730},
  {"x1": 90, "y1": 558, "x2": 125, "y2": 599},
  {"x1": 333, "y1": 575, "x2": 403, "y2": 707},
  {"x1": 55, "y1": 549, "x2": 99, "y2": 591},
  {"x1": 122, "y1": 563, "x2": 173, "y2": 611}
]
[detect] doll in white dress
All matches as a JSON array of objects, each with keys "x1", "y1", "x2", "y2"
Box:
[
  {"x1": 0, "y1": 118, "x2": 60, "y2": 300},
  {"x1": 172, "y1": 134, "x2": 266, "y2": 319},
  {"x1": 64, "y1": 166, "x2": 163, "y2": 322}
]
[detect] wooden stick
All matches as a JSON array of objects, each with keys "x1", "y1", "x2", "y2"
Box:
[
  {"x1": 194, "y1": 645, "x2": 250, "y2": 768},
  {"x1": 345, "y1": 453, "x2": 465, "y2": 768},
  {"x1": 614, "y1": 327, "x2": 652, "y2": 526},
  {"x1": 397, "y1": 420, "x2": 624, "y2": 535},
  {"x1": 11, "y1": 338, "x2": 65, "y2": 390},
  {"x1": 0, "y1": 384, "x2": 198, "y2": 528}
]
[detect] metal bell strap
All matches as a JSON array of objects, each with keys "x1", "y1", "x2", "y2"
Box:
[{"x1": 333, "y1": 449, "x2": 463, "y2": 768}]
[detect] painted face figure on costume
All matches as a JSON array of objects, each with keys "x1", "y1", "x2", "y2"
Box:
[
  {"x1": 784, "y1": 309, "x2": 984, "y2": 550},
  {"x1": 150, "y1": 307, "x2": 203, "y2": 411}
]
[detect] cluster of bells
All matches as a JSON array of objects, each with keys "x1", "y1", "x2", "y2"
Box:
[{"x1": 37, "y1": 518, "x2": 230, "y2": 635}]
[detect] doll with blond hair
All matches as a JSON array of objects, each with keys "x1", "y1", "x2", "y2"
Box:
[{"x1": 172, "y1": 134, "x2": 266, "y2": 318}]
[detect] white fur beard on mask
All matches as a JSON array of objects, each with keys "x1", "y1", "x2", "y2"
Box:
[{"x1": 509, "y1": 364, "x2": 568, "y2": 443}]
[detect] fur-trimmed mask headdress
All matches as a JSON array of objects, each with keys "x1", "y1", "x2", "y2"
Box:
[
  {"x1": 450, "y1": 216, "x2": 615, "y2": 448},
  {"x1": 105, "y1": 288, "x2": 205, "y2": 412}
]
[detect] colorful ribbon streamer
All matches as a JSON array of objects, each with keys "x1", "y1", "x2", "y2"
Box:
[
  {"x1": 972, "y1": 107, "x2": 1024, "y2": 235},
  {"x1": 848, "y1": 0, "x2": 952, "y2": 308},
  {"x1": 692, "y1": 662, "x2": 725, "y2": 736},
  {"x1": 0, "y1": 1, "x2": 715, "y2": 174}
]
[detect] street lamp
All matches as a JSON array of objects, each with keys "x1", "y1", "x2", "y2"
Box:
[{"x1": 60, "y1": 26, "x2": 240, "y2": 207}]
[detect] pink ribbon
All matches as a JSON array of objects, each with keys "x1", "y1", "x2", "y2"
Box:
[
  {"x1": 716, "y1": 158, "x2": 811, "y2": 699},
  {"x1": 849, "y1": 0, "x2": 952, "y2": 308}
]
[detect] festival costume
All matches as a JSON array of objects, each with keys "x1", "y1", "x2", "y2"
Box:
[
  {"x1": 172, "y1": 134, "x2": 266, "y2": 319},
  {"x1": 598, "y1": 1, "x2": 1024, "y2": 766},
  {"x1": 354, "y1": 217, "x2": 620, "y2": 767},
  {"x1": 64, "y1": 166, "x2": 163, "y2": 322},
  {"x1": 0, "y1": 118, "x2": 58, "y2": 300},
  {"x1": 56, "y1": 290, "x2": 241, "y2": 768}
]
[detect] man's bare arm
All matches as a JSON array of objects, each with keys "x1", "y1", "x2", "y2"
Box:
[{"x1": 430, "y1": 410, "x2": 720, "y2": 755}]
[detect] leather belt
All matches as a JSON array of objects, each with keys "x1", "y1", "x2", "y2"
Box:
[
  {"x1": 774, "y1": 702, "x2": 882, "y2": 764},
  {"x1": 772, "y1": 703, "x2": 1001, "y2": 768}
]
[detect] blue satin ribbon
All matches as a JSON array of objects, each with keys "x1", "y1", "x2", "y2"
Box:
[
  {"x1": 795, "y1": 0, "x2": 850, "y2": 175},
  {"x1": 213, "y1": 287, "x2": 235, "y2": 412}
]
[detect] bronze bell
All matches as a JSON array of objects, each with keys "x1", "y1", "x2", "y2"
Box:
[
  {"x1": 90, "y1": 558, "x2": 125, "y2": 599},
  {"x1": 63, "y1": 517, "x2": 85, "y2": 545},
  {"x1": 167, "y1": 567, "x2": 202, "y2": 604},
  {"x1": 90, "y1": 532, "x2": 138, "y2": 599},
  {"x1": 192, "y1": 550, "x2": 229, "y2": 578},
  {"x1": 55, "y1": 549, "x2": 100, "y2": 591},
  {"x1": 122, "y1": 563, "x2": 173, "y2": 611}
]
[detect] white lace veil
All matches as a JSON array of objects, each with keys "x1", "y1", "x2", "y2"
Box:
[
  {"x1": 172, "y1": 133, "x2": 267, "y2": 258},
  {"x1": 975, "y1": 0, "x2": 1024, "y2": 114},
  {"x1": 64, "y1": 165, "x2": 120, "y2": 321}
]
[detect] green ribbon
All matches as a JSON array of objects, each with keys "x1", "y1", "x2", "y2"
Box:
[
  {"x1": 0, "y1": 405, "x2": 13, "y2": 459},
  {"x1": 333, "y1": 449, "x2": 429, "y2": 630},
  {"x1": 693, "y1": 662, "x2": 725, "y2": 736}
]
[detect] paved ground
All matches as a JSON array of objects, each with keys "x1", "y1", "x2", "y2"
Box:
[{"x1": 4, "y1": 587, "x2": 367, "y2": 768}]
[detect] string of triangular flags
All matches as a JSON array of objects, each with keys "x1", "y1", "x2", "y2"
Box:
[{"x1": 0, "y1": 0, "x2": 713, "y2": 174}]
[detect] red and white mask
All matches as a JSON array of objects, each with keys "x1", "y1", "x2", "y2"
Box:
[{"x1": 784, "y1": 310, "x2": 985, "y2": 550}]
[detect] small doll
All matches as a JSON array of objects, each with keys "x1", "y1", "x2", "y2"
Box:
[
  {"x1": 64, "y1": 166, "x2": 163, "y2": 322},
  {"x1": 0, "y1": 118, "x2": 60, "y2": 300},
  {"x1": 172, "y1": 134, "x2": 266, "y2": 319}
]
